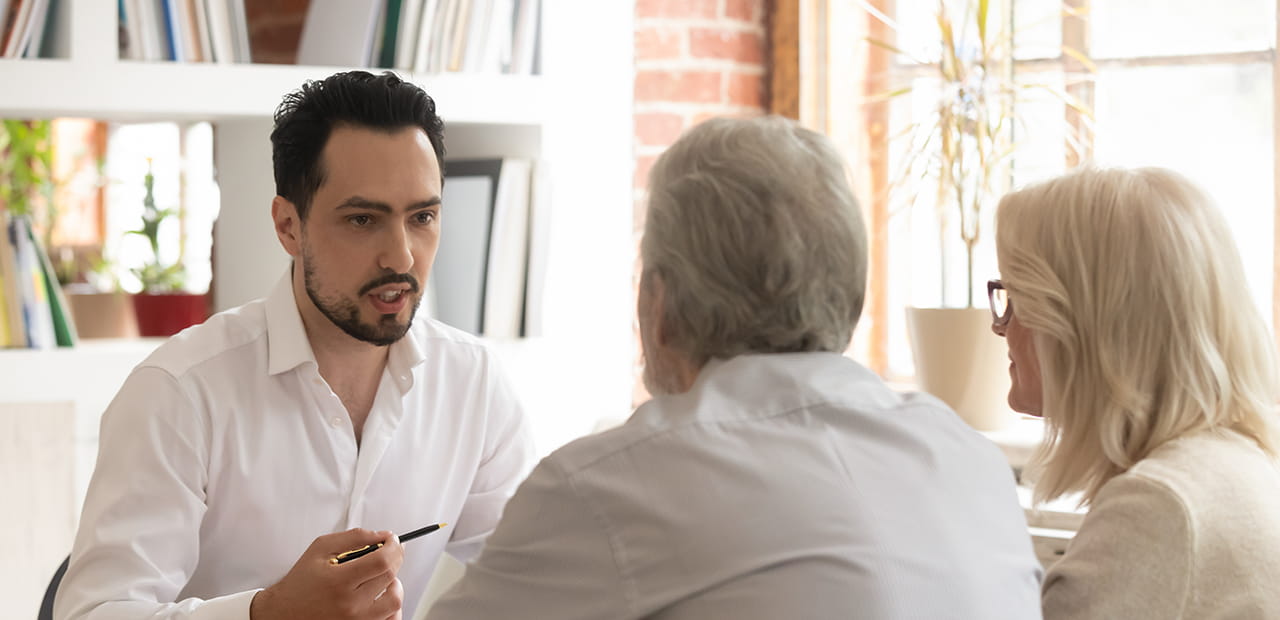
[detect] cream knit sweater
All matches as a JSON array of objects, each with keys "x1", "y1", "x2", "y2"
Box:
[{"x1": 1042, "y1": 429, "x2": 1280, "y2": 619}]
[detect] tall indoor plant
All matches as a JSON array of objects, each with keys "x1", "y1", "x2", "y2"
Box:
[{"x1": 866, "y1": 0, "x2": 1090, "y2": 429}]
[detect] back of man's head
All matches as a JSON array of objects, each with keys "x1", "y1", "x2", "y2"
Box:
[
  {"x1": 270, "y1": 70, "x2": 446, "y2": 220},
  {"x1": 641, "y1": 116, "x2": 867, "y2": 367}
]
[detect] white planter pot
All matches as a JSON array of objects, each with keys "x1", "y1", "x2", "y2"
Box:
[{"x1": 906, "y1": 306, "x2": 1016, "y2": 431}]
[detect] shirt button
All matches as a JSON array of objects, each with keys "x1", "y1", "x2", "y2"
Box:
[{"x1": 329, "y1": 416, "x2": 343, "y2": 427}]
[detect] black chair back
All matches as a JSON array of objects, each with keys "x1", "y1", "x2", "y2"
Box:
[{"x1": 37, "y1": 556, "x2": 69, "y2": 620}]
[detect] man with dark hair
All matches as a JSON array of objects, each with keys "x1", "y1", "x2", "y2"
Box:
[{"x1": 55, "y1": 71, "x2": 534, "y2": 620}]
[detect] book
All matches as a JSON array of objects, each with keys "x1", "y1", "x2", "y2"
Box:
[
  {"x1": 9, "y1": 216, "x2": 55, "y2": 349},
  {"x1": 509, "y1": 0, "x2": 538, "y2": 75},
  {"x1": 0, "y1": 255, "x2": 11, "y2": 346},
  {"x1": 177, "y1": 0, "x2": 203, "y2": 62},
  {"x1": 376, "y1": 0, "x2": 401, "y2": 67},
  {"x1": 0, "y1": 210, "x2": 24, "y2": 347},
  {"x1": 1, "y1": 0, "x2": 32, "y2": 57},
  {"x1": 119, "y1": 0, "x2": 142, "y2": 59},
  {"x1": 521, "y1": 160, "x2": 549, "y2": 337},
  {"x1": 433, "y1": 159, "x2": 501, "y2": 335},
  {"x1": 393, "y1": 0, "x2": 423, "y2": 69},
  {"x1": 190, "y1": 0, "x2": 212, "y2": 62},
  {"x1": 481, "y1": 158, "x2": 531, "y2": 338},
  {"x1": 410, "y1": 0, "x2": 441, "y2": 73},
  {"x1": 226, "y1": 0, "x2": 249, "y2": 62},
  {"x1": 297, "y1": 0, "x2": 384, "y2": 67},
  {"x1": 17, "y1": 0, "x2": 49, "y2": 58},
  {"x1": 25, "y1": 216, "x2": 75, "y2": 346},
  {"x1": 430, "y1": 0, "x2": 459, "y2": 73},
  {"x1": 446, "y1": 0, "x2": 470, "y2": 72},
  {"x1": 159, "y1": 0, "x2": 182, "y2": 61},
  {"x1": 203, "y1": 0, "x2": 234, "y2": 63},
  {"x1": 460, "y1": 0, "x2": 490, "y2": 73}
]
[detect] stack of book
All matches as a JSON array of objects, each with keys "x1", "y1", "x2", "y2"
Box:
[
  {"x1": 0, "y1": 211, "x2": 76, "y2": 348},
  {"x1": 0, "y1": 0, "x2": 56, "y2": 58},
  {"x1": 119, "y1": 0, "x2": 252, "y2": 63},
  {"x1": 431, "y1": 157, "x2": 545, "y2": 338},
  {"x1": 298, "y1": 0, "x2": 540, "y2": 75}
]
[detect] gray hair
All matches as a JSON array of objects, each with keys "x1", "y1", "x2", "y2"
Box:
[
  {"x1": 996, "y1": 167, "x2": 1280, "y2": 505},
  {"x1": 641, "y1": 116, "x2": 867, "y2": 366}
]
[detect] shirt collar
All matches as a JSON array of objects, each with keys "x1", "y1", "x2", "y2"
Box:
[
  {"x1": 266, "y1": 268, "x2": 317, "y2": 376},
  {"x1": 264, "y1": 267, "x2": 429, "y2": 386}
]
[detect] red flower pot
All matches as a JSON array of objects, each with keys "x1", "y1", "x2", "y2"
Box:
[{"x1": 132, "y1": 292, "x2": 209, "y2": 337}]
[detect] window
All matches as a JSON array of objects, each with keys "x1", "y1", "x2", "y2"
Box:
[{"x1": 790, "y1": 0, "x2": 1277, "y2": 379}]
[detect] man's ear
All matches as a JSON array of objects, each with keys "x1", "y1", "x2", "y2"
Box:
[
  {"x1": 271, "y1": 196, "x2": 302, "y2": 257},
  {"x1": 645, "y1": 271, "x2": 672, "y2": 348}
]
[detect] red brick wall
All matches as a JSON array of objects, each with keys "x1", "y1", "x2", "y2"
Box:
[
  {"x1": 631, "y1": 0, "x2": 771, "y2": 404},
  {"x1": 633, "y1": 0, "x2": 769, "y2": 212}
]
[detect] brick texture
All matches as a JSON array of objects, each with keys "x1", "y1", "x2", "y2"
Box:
[{"x1": 631, "y1": 0, "x2": 770, "y2": 405}]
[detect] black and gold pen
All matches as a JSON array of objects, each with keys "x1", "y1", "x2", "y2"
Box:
[{"x1": 329, "y1": 522, "x2": 448, "y2": 565}]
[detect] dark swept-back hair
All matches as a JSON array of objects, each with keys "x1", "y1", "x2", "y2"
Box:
[{"x1": 270, "y1": 70, "x2": 446, "y2": 220}]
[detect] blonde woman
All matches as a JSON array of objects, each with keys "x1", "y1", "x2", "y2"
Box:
[{"x1": 991, "y1": 167, "x2": 1280, "y2": 618}]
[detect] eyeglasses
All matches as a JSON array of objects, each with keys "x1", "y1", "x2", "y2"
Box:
[{"x1": 988, "y1": 279, "x2": 1012, "y2": 327}]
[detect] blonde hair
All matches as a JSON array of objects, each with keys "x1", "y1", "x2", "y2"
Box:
[
  {"x1": 995, "y1": 167, "x2": 1280, "y2": 505},
  {"x1": 642, "y1": 116, "x2": 867, "y2": 365}
]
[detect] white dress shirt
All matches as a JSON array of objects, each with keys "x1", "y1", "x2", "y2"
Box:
[
  {"x1": 427, "y1": 352, "x2": 1043, "y2": 620},
  {"x1": 56, "y1": 271, "x2": 535, "y2": 620}
]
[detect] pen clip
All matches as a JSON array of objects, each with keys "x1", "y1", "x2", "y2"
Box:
[{"x1": 328, "y1": 542, "x2": 384, "y2": 565}]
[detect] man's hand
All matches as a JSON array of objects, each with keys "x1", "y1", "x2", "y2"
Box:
[{"x1": 251, "y1": 528, "x2": 405, "y2": 620}]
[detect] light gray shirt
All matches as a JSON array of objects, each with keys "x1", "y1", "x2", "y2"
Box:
[{"x1": 427, "y1": 352, "x2": 1043, "y2": 619}]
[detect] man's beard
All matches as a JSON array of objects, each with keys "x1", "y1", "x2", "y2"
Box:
[{"x1": 302, "y1": 245, "x2": 421, "y2": 346}]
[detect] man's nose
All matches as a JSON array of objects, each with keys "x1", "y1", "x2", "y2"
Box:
[{"x1": 379, "y1": 225, "x2": 415, "y2": 274}]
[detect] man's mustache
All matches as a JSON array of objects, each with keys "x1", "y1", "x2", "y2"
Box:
[{"x1": 359, "y1": 273, "x2": 420, "y2": 296}]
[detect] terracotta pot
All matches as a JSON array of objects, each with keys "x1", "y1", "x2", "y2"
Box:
[
  {"x1": 906, "y1": 306, "x2": 1017, "y2": 431},
  {"x1": 132, "y1": 292, "x2": 209, "y2": 337},
  {"x1": 64, "y1": 289, "x2": 139, "y2": 339}
]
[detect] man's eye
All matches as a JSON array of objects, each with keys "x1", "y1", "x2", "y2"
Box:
[
  {"x1": 415, "y1": 211, "x2": 436, "y2": 224},
  {"x1": 349, "y1": 215, "x2": 373, "y2": 227}
]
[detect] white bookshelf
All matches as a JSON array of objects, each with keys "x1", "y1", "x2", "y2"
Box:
[{"x1": 0, "y1": 4, "x2": 637, "y2": 611}]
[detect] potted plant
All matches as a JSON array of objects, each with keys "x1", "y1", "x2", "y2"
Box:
[
  {"x1": 866, "y1": 0, "x2": 1090, "y2": 429},
  {"x1": 128, "y1": 158, "x2": 207, "y2": 336}
]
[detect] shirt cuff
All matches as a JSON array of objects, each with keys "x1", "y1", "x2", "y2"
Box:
[{"x1": 188, "y1": 589, "x2": 260, "y2": 620}]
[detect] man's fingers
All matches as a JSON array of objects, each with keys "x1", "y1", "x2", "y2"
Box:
[
  {"x1": 369, "y1": 578, "x2": 405, "y2": 619},
  {"x1": 315, "y1": 528, "x2": 390, "y2": 556}
]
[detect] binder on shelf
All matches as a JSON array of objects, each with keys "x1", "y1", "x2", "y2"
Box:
[
  {"x1": 430, "y1": 158, "x2": 534, "y2": 338},
  {"x1": 482, "y1": 158, "x2": 531, "y2": 339},
  {"x1": 375, "y1": 0, "x2": 402, "y2": 68},
  {"x1": 432, "y1": 158, "x2": 499, "y2": 335},
  {"x1": 297, "y1": 0, "x2": 384, "y2": 67}
]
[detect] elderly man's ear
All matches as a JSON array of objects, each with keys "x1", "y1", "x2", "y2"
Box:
[{"x1": 638, "y1": 270, "x2": 670, "y2": 347}]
